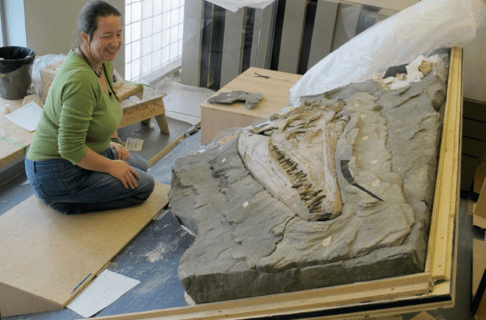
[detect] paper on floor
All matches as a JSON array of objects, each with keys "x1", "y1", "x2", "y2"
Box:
[
  {"x1": 125, "y1": 137, "x2": 144, "y2": 152},
  {"x1": 67, "y1": 269, "x2": 140, "y2": 318},
  {"x1": 4, "y1": 101, "x2": 42, "y2": 131}
]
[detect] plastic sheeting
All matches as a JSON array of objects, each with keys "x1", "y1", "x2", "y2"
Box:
[{"x1": 289, "y1": 0, "x2": 486, "y2": 106}]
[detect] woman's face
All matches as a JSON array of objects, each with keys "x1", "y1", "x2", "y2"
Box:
[{"x1": 87, "y1": 15, "x2": 123, "y2": 63}]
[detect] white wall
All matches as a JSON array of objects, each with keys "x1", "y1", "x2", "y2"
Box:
[
  {"x1": 4, "y1": 0, "x2": 27, "y2": 47},
  {"x1": 463, "y1": 25, "x2": 486, "y2": 102},
  {"x1": 23, "y1": 0, "x2": 125, "y2": 78}
]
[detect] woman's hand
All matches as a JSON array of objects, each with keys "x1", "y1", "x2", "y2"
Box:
[
  {"x1": 108, "y1": 160, "x2": 140, "y2": 189},
  {"x1": 110, "y1": 142, "x2": 130, "y2": 161}
]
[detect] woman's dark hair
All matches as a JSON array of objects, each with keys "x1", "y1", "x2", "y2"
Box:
[{"x1": 78, "y1": 0, "x2": 122, "y2": 44}]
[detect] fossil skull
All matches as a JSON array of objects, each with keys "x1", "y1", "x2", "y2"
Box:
[{"x1": 238, "y1": 100, "x2": 349, "y2": 221}]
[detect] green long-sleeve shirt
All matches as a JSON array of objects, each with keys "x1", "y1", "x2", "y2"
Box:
[{"x1": 28, "y1": 49, "x2": 123, "y2": 164}]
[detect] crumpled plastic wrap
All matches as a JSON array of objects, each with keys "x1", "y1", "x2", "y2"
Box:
[
  {"x1": 289, "y1": 0, "x2": 486, "y2": 106},
  {"x1": 31, "y1": 54, "x2": 66, "y2": 98}
]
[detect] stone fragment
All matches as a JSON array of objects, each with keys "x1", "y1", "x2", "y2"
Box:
[{"x1": 207, "y1": 90, "x2": 263, "y2": 109}]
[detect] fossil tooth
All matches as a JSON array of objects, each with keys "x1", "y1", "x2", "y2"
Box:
[
  {"x1": 308, "y1": 201, "x2": 323, "y2": 210},
  {"x1": 309, "y1": 194, "x2": 326, "y2": 205}
]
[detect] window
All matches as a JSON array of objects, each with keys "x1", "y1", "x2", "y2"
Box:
[
  {"x1": 125, "y1": 0, "x2": 185, "y2": 82},
  {"x1": 0, "y1": 0, "x2": 5, "y2": 46}
]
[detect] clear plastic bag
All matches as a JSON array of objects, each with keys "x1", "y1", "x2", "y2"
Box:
[
  {"x1": 31, "y1": 54, "x2": 66, "y2": 98},
  {"x1": 289, "y1": 0, "x2": 486, "y2": 106}
]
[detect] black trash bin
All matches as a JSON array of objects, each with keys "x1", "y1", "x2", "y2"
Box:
[{"x1": 0, "y1": 46, "x2": 36, "y2": 100}]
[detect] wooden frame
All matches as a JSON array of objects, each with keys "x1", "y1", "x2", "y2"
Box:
[{"x1": 96, "y1": 48, "x2": 463, "y2": 320}]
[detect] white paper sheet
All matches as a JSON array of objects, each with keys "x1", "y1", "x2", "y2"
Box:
[
  {"x1": 4, "y1": 101, "x2": 43, "y2": 131},
  {"x1": 125, "y1": 137, "x2": 144, "y2": 151},
  {"x1": 206, "y1": 0, "x2": 274, "y2": 12},
  {"x1": 67, "y1": 270, "x2": 140, "y2": 318}
]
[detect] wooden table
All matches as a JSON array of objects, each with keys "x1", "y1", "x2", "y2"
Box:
[
  {"x1": 0, "y1": 97, "x2": 33, "y2": 168},
  {"x1": 200, "y1": 67, "x2": 302, "y2": 144},
  {"x1": 0, "y1": 85, "x2": 169, "y2": 172}
]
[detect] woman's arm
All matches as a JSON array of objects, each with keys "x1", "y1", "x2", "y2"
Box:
[{"x1": 76, "y1": 147, "x2": 140, "y2": 189}]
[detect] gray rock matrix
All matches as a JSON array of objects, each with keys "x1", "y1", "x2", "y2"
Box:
[{"x1": 169, "y1": 64, "x2": 447, "y2": 304}]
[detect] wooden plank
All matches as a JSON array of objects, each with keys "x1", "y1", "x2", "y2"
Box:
[
  {"x1": 307, "y1": 0, "x2": 338, "y2": 70},
  {"x1": 411, "y1": 311, "x2": 436, "y2": 320},
  {"x1": 114, "y1": 82, "x2": 143, "y2": 102},
  {"x1": 0, "y1": 183, "x2": 170, "y2": 317},
  {"x1": 95, "y1": 273, "x2": 431, "y2": 320},
  {"x1": 473, "y1": 239, "x2": 486, "y2": 297},
  {"x1": 148, "y1": 133, "x2": 186, "y2": 167},
  {"x1": 250, "y1": 2, "x2": 277, "y2": 69},
  {"x1": 475, "y1": 178, "x2": 486, "y2": 229},
  {"x1": 425, "y1": 47, "x2": 463, "y2": 282},
  {"x1": 277, "y1": 0, "x2": 307, "y2": 73},
  {"x1": 0, "y1": 282, "x2": 63, "y2": 317},
  {"x1": 220, "y1": 8, "x2": 246, "y2": 88},
  {"x1": 180, "y1": 0, "x2": 204, "y2": 87},
  {"x1": 325, "y1": 0, "x2": 418, "y2": 11}
]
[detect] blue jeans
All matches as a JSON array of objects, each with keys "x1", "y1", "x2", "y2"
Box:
[{"x1": 25, "y1": 148, "x2": 155, "y2": 215}]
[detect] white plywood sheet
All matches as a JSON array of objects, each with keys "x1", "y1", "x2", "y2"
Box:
[
  {"x1": 0, "y1": 183, "x2": 170, "y2": 317},
  {"x1": 181, "y1": 0, "x2": 205, "y2": 86},
  {"x1": 308, "y1": 0, "x2": 338, "y2": 70},
  {"x1": 220, "y1": 8, "x2": 246, "y2": 87},
  {"x1": 277, "y1": 0, "x2": 307, "y2": 73}
]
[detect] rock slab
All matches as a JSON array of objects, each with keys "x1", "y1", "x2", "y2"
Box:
[{"x1": 169, "y1": 67, "x2": 447, "y2": 304}]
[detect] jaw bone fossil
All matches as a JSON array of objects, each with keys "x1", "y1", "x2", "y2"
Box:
[{"x1": 239, "y1": 101, "x2": 349, "y2": 221}]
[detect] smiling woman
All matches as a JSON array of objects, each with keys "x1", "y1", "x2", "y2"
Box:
[{"x1": 24, "y1": 0, "x2": 155, "y2": 215}]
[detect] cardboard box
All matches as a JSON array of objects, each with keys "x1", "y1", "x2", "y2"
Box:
[
  {"x1": 200, "y1": 67, "x2": 302, "y2": 144},
  {"x1": 40, "y1": 60, "x2": 64, "y2": 104}
]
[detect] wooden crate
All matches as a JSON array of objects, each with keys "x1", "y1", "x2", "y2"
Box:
[
  {"x1": 200, "y1": 67, "x2": 302, "y2": 144},
  {"x1": 96, "y1": 47, "x2": 463, "y2": 320}
]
